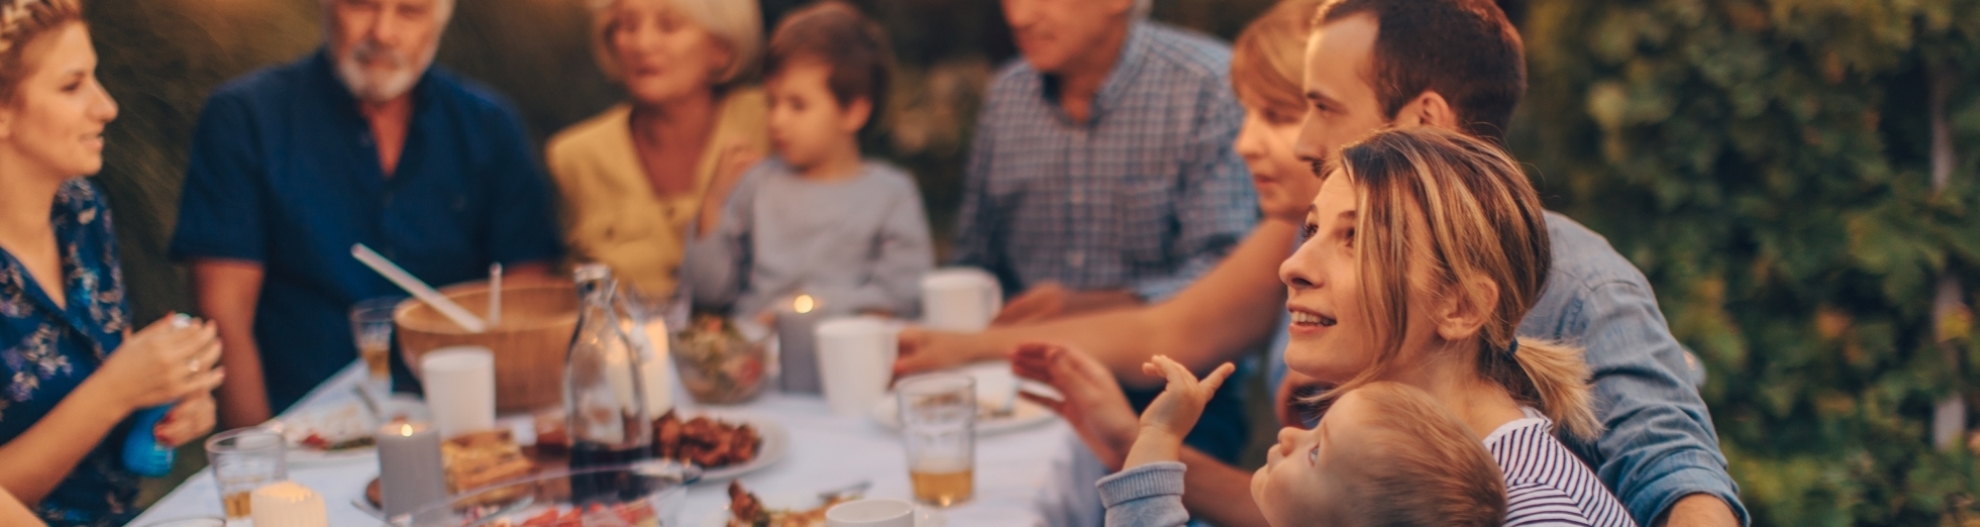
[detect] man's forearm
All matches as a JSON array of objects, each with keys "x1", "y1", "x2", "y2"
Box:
[
  {"x1": 1061, "y1": 289, "x2": 1143, "y2": 317},
  {"x1": 971, "y1": 221, "x2": 1297, "y2": 387},
  {"x1": 214, "y1": 335, "x2": 270, "y2": 429},
  {"x1": 1658, "y1": 494, "x2": 1740, "y2": 527},
  {"x1": 1178, "y1": 447, "x2": 1268, "y2": 527}
]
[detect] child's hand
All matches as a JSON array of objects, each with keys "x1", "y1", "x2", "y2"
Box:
[
  {"x1": 1135, "y1": 357, "x2": 1235, "y2": 449},
  {"x1": 1118, "y1": 357, "x2": 1234, "y2": 469}
]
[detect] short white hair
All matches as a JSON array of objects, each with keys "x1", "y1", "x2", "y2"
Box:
[
  {"x1": 320, "y1": 0, "x2": 456, "y2": 22},
  {"x1": 590, "y1": 0, "x2": 764, "y2": 87}
]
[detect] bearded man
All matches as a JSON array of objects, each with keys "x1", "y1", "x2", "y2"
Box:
[{"x1": 171, "y1": 0, "x2": 563, "y2": 427}]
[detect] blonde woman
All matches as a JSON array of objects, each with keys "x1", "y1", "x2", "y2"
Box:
[
  {"x1": 0, "y1": 1, "x2": 222, "y2": 524},
  {"x1": 1278, "y1": 127, "x2": 1631, "y2": 526},
  {"x1": 547, "y1": 0, "x2": 769, "y2": 299}
]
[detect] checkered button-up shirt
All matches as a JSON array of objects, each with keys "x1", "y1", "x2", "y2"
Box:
[{"x1": 953, "y1": 22, "x2": 1257, "y2": 302}]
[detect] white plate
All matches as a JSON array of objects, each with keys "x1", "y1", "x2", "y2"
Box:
[
  {"x1": 270, "y1": 395, "x2": 430, "y2": 464},
  {"x1": 871, "y1": 396, "x2": 1055, "y2": 436},
  {"x1": 699, "y1": 493, "x2": 946, "y2": 527},
  {"x1": 677, "y1": 411, "x2": 790, "y2": 483}
]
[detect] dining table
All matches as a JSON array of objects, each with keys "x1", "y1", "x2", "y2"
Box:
[{"x1": 128, "y1": 361, "x2": 1109, "y2": 527}]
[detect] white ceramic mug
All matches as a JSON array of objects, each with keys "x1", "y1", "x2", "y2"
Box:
[
  {"x1": 419, "y1": 347, "x2": 496, "y2": 439},
  {"x1": 826, "y1": 499, "x2": 916, "y2": 527},
  {"x1": 816, "y1": 317, "x2": 901, "y2": 416},
  {"x1": 920, "y1": 268, "x2": 1002, "y2": 332}
]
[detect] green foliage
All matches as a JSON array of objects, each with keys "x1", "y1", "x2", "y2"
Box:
[{"x1": 1512, "y1": 0, "x2": 1980, "y2": 523}]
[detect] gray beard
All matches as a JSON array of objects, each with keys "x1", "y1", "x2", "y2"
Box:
[{"x1": 333, "y1": 43, "x2": 437, "y2": 102}]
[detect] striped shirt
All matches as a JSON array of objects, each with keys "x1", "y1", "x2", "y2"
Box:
[
  {"x1": 1487, "y1": 408, "x2": 1639, "y2": 527},
  {"x1": 952, "y1": 21, "x2": 1257, "y2": 301}
]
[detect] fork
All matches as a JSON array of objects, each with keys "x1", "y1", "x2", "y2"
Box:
[{"x1": 818, "y1": 479, "x2": 873, "y2": 503}]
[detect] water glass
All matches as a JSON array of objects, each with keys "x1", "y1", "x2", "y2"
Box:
[
  {"x1": 896, "y1": 374, "x2": 975, "y2": 507},
  {"x1": 205, "y1": 428, "x2": 287, "y2": 519},
  {"x1": 351, "y1": 297, "x2": 402, "y2": 400}
]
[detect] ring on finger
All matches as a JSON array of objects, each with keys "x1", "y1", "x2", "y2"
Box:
[{"x1": 187, "y1": 359, "x2": 202, "y2": 373}]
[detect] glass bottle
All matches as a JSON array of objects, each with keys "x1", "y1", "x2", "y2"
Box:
[{"x1": 564, "y1": 264, "x2": 654, "y2": 502}]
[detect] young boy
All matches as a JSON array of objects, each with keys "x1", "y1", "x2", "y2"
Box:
[
  {"x1": 685, "y1": 1, "x2": 933, "y2": 324},
  {"x1": 1017, "y1": 346, "x2": 1507, "y2": 527}
]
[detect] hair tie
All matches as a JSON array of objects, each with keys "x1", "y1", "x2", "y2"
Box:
[{"x1": 1505, "y1": 338, "x2": 1520, "y2": 359}]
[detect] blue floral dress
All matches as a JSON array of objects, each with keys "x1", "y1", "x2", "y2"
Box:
[{"x1": 0, "y1": 179, "x2": 137, "y2": 526}]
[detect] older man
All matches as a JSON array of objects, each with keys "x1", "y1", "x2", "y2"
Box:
[
  {"x1": 951, "y1": 0, "x2": 1261, "y2": 462},
  {"x1": 171, "y1": 0, "x2": 561, "y2": 427},
  {"x1": 956, "y1": 0, "x2": 1257, "y2": 323}
]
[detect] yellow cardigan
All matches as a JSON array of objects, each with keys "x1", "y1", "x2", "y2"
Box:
[{"x1": 544, "y1": 88, "x2": 769, "y2": 298}]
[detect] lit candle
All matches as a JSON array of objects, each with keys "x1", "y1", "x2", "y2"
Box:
[
  {"x1": 249, "y1": 481, "x2": 328, "y2": 527},
  {"x1": 376, "y1": 421, "x2": 448, "y2": 518},
  {"x1": 777, "y1": 294, "x2": 824, "y2": 393}
]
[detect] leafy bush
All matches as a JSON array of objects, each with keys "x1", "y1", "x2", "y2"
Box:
[{"x1": 1511, "y1": 0, "x2": 1980, "y2": 524}]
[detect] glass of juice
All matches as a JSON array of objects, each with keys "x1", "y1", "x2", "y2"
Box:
[
  {"x1": 205, "y1": 428, "x2": 287, "y2": 519},
  {"x1": 350, "y1": 297, "x2": 403, "y2": 400},
  {"x1": 896, "y1": 374, "x2": 975, "y2": 507}
]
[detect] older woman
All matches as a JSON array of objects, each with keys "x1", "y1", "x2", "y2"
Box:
[
  {"x1": 0, "y1": 0, "x2": 222, "y2": 524},
  {"x1": 547, "y1": 0, "x2": 769, "y2": 300}
]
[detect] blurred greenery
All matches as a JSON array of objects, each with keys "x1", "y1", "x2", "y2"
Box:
[
  {"x1": 83, "y1": 0, "x2": 1980, "y2": 524},
  {"x1": 1512, "y1": 0, "x2": 1980, "y2": 524}
]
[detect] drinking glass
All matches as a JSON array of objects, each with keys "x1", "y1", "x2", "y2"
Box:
[
  {"x1": 351, "y1": 297, "x2": 403, "y2": 400},
  {"x1": 205, "y1": 428, "x2": 287, "y2": 519},
  {"x1": 896, "y1": 374, "x2": 975, "y2": 507}
]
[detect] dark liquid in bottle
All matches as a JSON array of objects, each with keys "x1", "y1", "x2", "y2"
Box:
[{"x1": 569, "y1": 441, "x2": 656, "y2": 504}]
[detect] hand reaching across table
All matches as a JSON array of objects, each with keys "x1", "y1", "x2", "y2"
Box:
[
  {"x1": 894, "y1": 327, "x2": 994, "y2": 377},
  {"x1": 1010, "y1": 343, "x2": 1140, "y2": 471}
]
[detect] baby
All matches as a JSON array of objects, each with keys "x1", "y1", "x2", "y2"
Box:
[
  {"x1": 685, "y1": 1, "x2": 933, "y2": 322},
  {"x1": 1086, "y1": 355, "x2": 1507, "y2": 527}
]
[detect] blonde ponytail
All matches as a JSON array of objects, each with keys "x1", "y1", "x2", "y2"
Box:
[{"x1": 1486, "y1": 338, "x2": 1601, "y2": 441}]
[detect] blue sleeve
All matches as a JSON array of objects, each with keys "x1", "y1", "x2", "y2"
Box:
[
  {"x1": 1561, "y1": 281, "x2": 1748, "y2": 527},
  {"x1": 482, "y1": 103, "x2": 563, "y2": 266},
  {"x1": 1132, "y1": 81, "x2": 1255, "y2": 302},
  {"x1": 814, "y1": 176, "x2": 934, "y2": 317},
  {"x1": 683, "y1": 164, "x2": 763, "y2": 315},
  {"x1": 948, "y1": 96, "x2": 1017, "y2": 291},
  {"x1": 169, "y1": 94, "x2": 266, "y2": 264},
  {"x1": 1097, "y1": 461, "x2": 1191, "y2": 527}
]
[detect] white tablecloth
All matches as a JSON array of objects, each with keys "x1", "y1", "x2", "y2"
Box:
[{"x1": 128, "y1": 363, "x2": 1104, "y2": 527}]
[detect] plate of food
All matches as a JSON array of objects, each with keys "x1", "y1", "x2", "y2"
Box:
[
  {"x1": 361, "y1": 429, "x2": 539, "y2": 514},
  {"x1": 269, "y1": 393, "x2": 430, "y2": 464},
  {"x1": 701, "y1": 482, "x2": 945, "y2": 527},
  {"x1": 871, "y1": 396, "x2": 1054, "y2": 436},
  {"x1": 657, "y1": 410, "x2": 788, "y2": 482}
]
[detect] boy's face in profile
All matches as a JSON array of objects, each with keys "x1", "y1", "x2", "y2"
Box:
[
  {"x1": 765, "y1": 59, "x2": 872, "y2": 171},
  {"x1": 1253, "y1": 390, "x2": 1373, "y2": 526}
]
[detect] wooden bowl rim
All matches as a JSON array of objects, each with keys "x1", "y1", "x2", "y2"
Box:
[{"x1": 393, "y1": 281, "x2": 579, "y2": 335}]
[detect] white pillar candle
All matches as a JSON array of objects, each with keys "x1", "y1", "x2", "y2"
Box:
[
  {"x1": 376, "y1": 421, "x2": 448, "y2": 518},
  {"x1": 421, "y1": 347, "x2": 497, "y2": 438},
  {"x1": 249, "y1": 481, "x2": 328, "y2": 527}
]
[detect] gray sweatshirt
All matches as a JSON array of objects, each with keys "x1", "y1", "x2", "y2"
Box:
[
  {"x1": 684, "y1": 157, "x2": 934, "y2": 320},
  {"x1": 1100, "y1": 461, "x2": 1191, "y2": 527}
]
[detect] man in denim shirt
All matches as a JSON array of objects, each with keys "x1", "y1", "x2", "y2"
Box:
[{"x1": 901, "y1": 0, "x2": 1744, "y2": 525}]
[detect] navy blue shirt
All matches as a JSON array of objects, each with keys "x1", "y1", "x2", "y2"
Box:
[
  {"x1": 170, "y1": 50, "x2": 562, "y2": 412},
  {"x1": 1, "y1": 180, "x2": 138, "y2": 526}
]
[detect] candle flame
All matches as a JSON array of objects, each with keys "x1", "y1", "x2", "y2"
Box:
[
  {"x1": 399, "y1": 424, "x2": 415, "y2": 436},
  {"x1": 794, "y1": 294, "x2": 815, "y2": 314}
]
